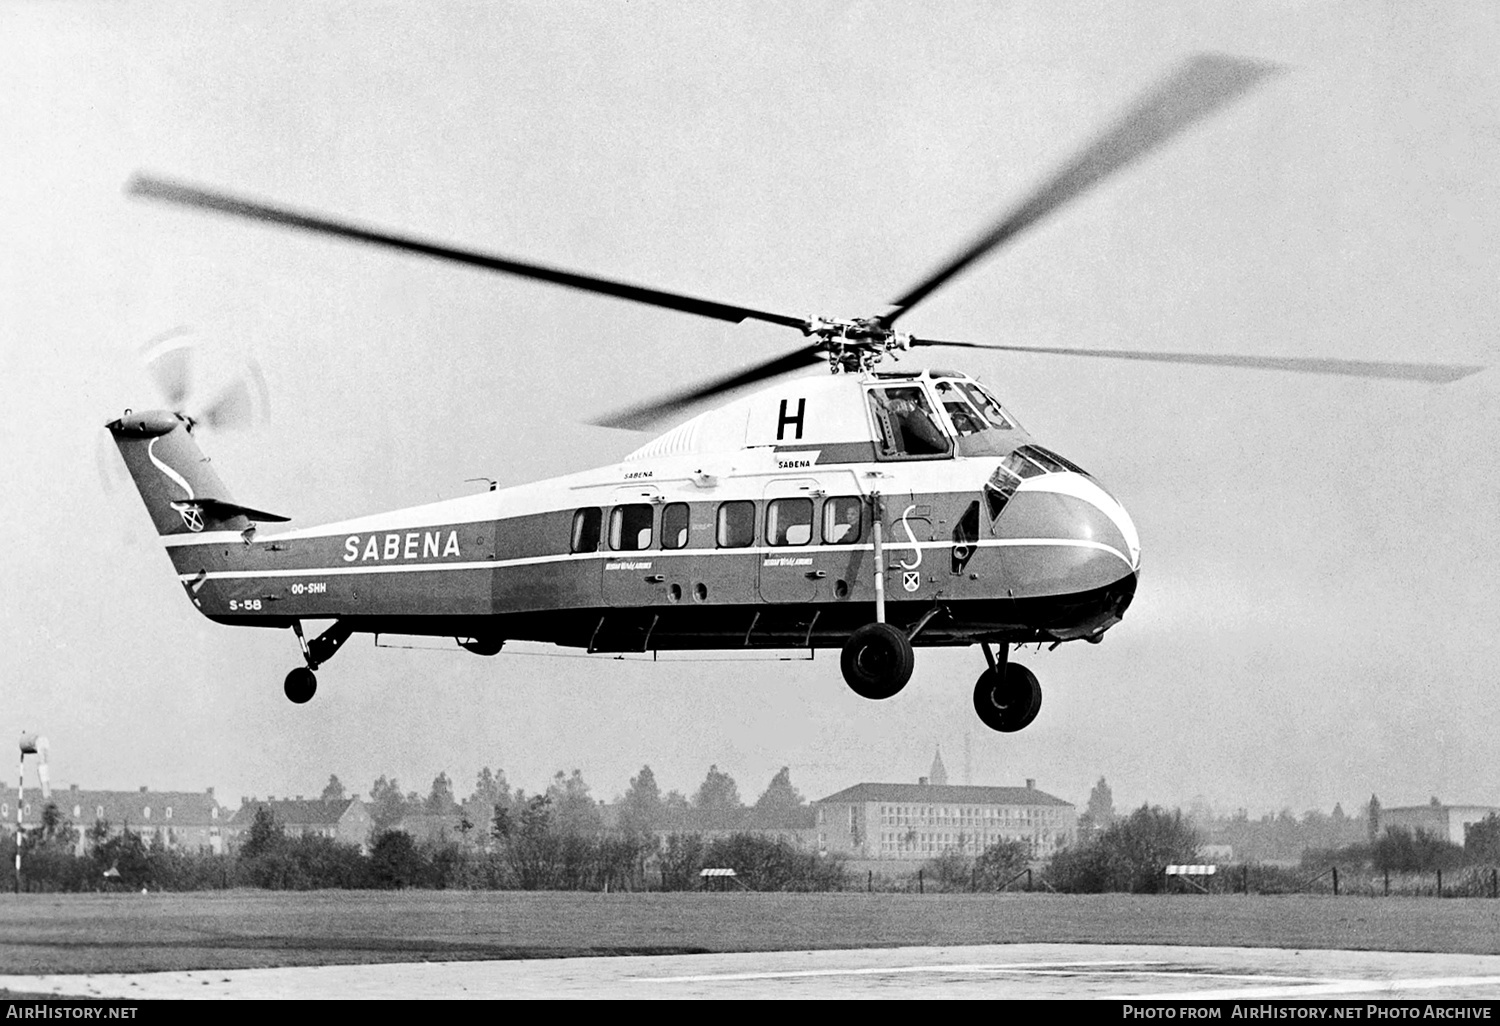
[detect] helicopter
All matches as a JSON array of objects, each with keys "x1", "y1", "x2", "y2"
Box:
[{"x1": 108, "y1": 54, "x2": 1480, "y2": 730}]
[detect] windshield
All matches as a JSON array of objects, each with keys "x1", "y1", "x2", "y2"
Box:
[
  {"x1": 932, "y1": 378, "x2": 1022, "y2": 457},
  {"x1": 984, "y1": 444, "x2": 1094, "y2": 520}
]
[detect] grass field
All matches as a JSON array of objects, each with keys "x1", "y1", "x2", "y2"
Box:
[{"x1": 0, "y1": 890, "x2": 1498, "y2": 976}]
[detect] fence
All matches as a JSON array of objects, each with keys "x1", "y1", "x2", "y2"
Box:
[{"x1": 1180, "y1": 863, "x2": 1500, "y2": 898}]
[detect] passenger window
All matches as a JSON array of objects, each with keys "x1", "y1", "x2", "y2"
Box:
[
  {"x1": 717, "y1": 501, "x2": 756, "y2": 548},
  {"x1": 571, "y1": 507, "x2": 602, "y2": 553},
  {"x1": 662, "y1": 503, "x2": 689, "y2": 550},
  {"x1": 823, "y1": 497, "x2": 862, "y2": 544},
  {"x1": 766, "y1": 498, "x2": 814, "y2": 546},
  {"x1": 609, "y1": 503, "x2": 654, "y2": 551},
  {"x1": 868, "y1": 386, "x2": 951, "y2": 458}
]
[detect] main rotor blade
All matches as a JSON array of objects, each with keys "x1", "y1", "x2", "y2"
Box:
[
  {"x1": 128, "y1": 174, "x2": 810, "y2": 330},
  {"x1": 594, "y1": 343, "x2": 827, "y2": 430},
  {"x1": 883, "y1": 53, "x2": 1283, "y2": 326},
  {"x1": 909, "y1": 338, "x2": 1483, "y2": 383}
]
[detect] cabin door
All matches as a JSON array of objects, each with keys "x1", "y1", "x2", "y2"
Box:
[
  {"x1": 602, "y1": 485, "x2": 669, "y2": 607},
  {"x1": 758, "y1": 478, "x2": 821, "y2": 603}
]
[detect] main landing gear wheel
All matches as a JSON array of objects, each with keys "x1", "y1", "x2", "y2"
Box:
[
  {"x1": 973, "y1": 662, "x2": 1042, "y2": 732},
  {"x1": 840, "y1": 622, "x2": 915, "y2": 700},
  {"x1": 284, "y1": 666, "x2": 317, "y2": 704}
]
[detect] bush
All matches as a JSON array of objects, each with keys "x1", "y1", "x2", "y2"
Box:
[{"x1": 1045, "y1": 804, "x2": 1201, "y2": 893}]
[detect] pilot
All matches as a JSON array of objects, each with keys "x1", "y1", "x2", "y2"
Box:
[{"x1": 885, "y1": 396, "x2": 948, "y2": 455}]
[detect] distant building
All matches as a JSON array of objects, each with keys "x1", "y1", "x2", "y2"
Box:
[
  {"x1": 1, "y1": 785, "x2": 227, "y2": 855},
  {"x1": 395, "y1": 811, "x2": 479, "y2": 846},
  {"x1": 1379, "y1": 803, "x2": 1500, "y2": 846},
  {"x1": 226, "y1": 796, "x2": 373, "y2": 853},
  {"x1": 813, "y1": 777, "x2": 1075, "y2": 860},
  {"x1": 928, "y1": 748, "x2": 948, "y2": 787}
]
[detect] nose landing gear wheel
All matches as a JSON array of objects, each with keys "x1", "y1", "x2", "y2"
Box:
[
  {"x1": 284, "y1": 666, "x2": 317, "y2": 704},
  {"x1": 840, "y1": 622, "x2": 915, "y2": 700},
  {"x1": 973, "y1": 662, "x2": 1041, "y2": 732}
]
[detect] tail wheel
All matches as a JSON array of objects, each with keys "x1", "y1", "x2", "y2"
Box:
[
  {"x1": 284, "y1": 666, "x2": 317, "y2": 704},
  {"x1": 973, "y1": 662, "x2": 1041, "y2": 732},
  {"x1": 840, "y1": 623, "x2": 915, "y2": 700}
]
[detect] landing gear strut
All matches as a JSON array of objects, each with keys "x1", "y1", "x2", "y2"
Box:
[
  {"x1": 972, "y1": 642, "x2": 1042, "y2": 732},
  {"x1": 840, "y1": 622, "x2": 914, "y2": 700},
  {"x1": 285, "y1": 620, "x2": 353, "y2": 704}
]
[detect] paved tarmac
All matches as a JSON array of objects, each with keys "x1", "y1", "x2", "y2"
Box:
[{"x1": 5, "y1": 943, "x2": 1500, "y2": 1000}]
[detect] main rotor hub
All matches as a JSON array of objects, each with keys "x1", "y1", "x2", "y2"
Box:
[{"x1": 805, "y1": 316, "x2": 912, "y2": 373}]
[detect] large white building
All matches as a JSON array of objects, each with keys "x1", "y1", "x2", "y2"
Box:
[
  {"x1": 812, "y1": 776, "x2": 1076, "y2": 861},
  {"x1": 1379, "y1": 802, "x2": 1500, "y2": 846}
]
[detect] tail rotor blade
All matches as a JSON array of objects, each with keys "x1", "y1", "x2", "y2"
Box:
[
  {"x1": 200, "y1": 358, "x2": 270, "y2": 429},
  {"x1": 139, "y1": 328, "x2": 195, "y2": 409}
]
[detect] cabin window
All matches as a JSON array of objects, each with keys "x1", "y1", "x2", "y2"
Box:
[
  {"x1": 662, "y1": 503, "x2": 690, "y2": 550},
  {"x1": 867, "y1": 386, "x2": 951, "y2": 458},
  {"x1": 766, "y1": 498, "x2": 814, "y2": 546},
  {"x1": 609, "y1": 504, "x2": 654, "y2": 551},
  {"x1": 571, "y1": 508, "x2": 602, "y2": 553},
  {"x1": 823, "y1": 497, "x2": 862, "y2": 544},
  {"x1": 716, "y1": 501, "x2": 755, "y2": 548}
]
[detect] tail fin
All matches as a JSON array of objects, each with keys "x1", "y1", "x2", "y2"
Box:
[{"x1": 105, "y1": 410, "x2": 288, "y2": 538}]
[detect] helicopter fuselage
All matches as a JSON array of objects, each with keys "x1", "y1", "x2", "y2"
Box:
[{"x1": 133, "y1": 369, "x2": 1140, "y2": 658}]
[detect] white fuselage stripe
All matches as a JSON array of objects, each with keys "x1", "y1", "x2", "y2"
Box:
[{"x1": 175, "y1": 537, "x2": 1133, "y2": 583}]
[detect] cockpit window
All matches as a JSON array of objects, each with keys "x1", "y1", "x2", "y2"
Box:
[
  {"x1": 867, "y1": 386, "x2": 951, "y2": 458},
  {"x1": 958, "y1": 381, "x2": 1017, "y2": 431},
  {"x1": 932, "y1": 380, "x2": 988, "y2": 437},
  {"x1": 985, "y1": 445, "x2": 1092, "y2": 520},
  {"x1": 984, "y1": 449, "x2": 1046, "y2": 520}
]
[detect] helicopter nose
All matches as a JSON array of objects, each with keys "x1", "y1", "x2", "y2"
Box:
[{"x1": 994, "y1": 470, "x2": 1141, "y2": 587}]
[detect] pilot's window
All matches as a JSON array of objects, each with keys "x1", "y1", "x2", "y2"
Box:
[
  {"x1": 823, "y1": 496, "x2": 862, "y2": 544},
  {"x1": 609, "y1": 503, "x2": 654, "y2": 551},
  {"x1": 766, "y1": 498, "x2": 814, "y2": 546},
  {"x1": 716, "y1": 501, "x2": 755, "y2": 548},
  {"x1": 662, "y1": 503, "x2": 689, "y2": 549},
  {"x1": 959, "y1": 381, "x2": 1016, "y2": 430},
  {"x1": 934, "y1": 380, "x2": 987, "y2": 436},
  {"x1": 868, "y1": 386, "x2": 950, "y2": 457},
  {"x1": 571, "y1": 507, "x2": 602, "y2": 553}
]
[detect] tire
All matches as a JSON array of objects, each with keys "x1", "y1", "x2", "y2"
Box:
[
  {"x1": 973, "y1": 662, "x2": 1041, "y2": 732},
  {"x1": 840, "y1": 622, "x2": 915, "y2": 700},
  {"x1": 284, "y1": 666, "x2": 317, "y2": 704}
]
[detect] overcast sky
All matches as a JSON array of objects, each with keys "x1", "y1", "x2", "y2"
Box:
[{"x1": 2, "y1": 1, "x2": 1497, "y2": 817}]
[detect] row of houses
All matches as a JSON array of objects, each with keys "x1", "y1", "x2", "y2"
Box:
[
  {"x1": 1, "y1": 758, "x2": 1079, "y2": 861},
  {"x1": 8, "y1": 773, "x2": 1491, "y2": 863}
]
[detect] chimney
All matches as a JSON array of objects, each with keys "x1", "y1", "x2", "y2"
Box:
[
  {"x1": 70, "y1": 784, "x2": 79, "y2": 793},
  {"x1": 139, "y1": 786, "x2": 148, "y2": 793},
  {"x1": 295, "y1": 795, "x2": 303, "y2": 801},
  {"x1": 206, "y1": 787, "x2": 214, "y2": 798},
  {"x1": 919, "y1": 776, "x2": 929, "y2": 786},
  {"x1": 1025, "y1": 778, "x2": 1035, "y2": 790}
]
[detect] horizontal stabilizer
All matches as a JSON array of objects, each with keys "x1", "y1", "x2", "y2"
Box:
[{"x1": 196, "y1": 499, "x2": 291, "y2": 523}]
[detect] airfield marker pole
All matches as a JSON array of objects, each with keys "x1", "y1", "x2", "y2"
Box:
[
  {"x1": 870, "y1": 493, "x2": 886, "y2": 624},
  {"x1": 14, "y1": 734, "x2": 48, "y2": 894}
]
